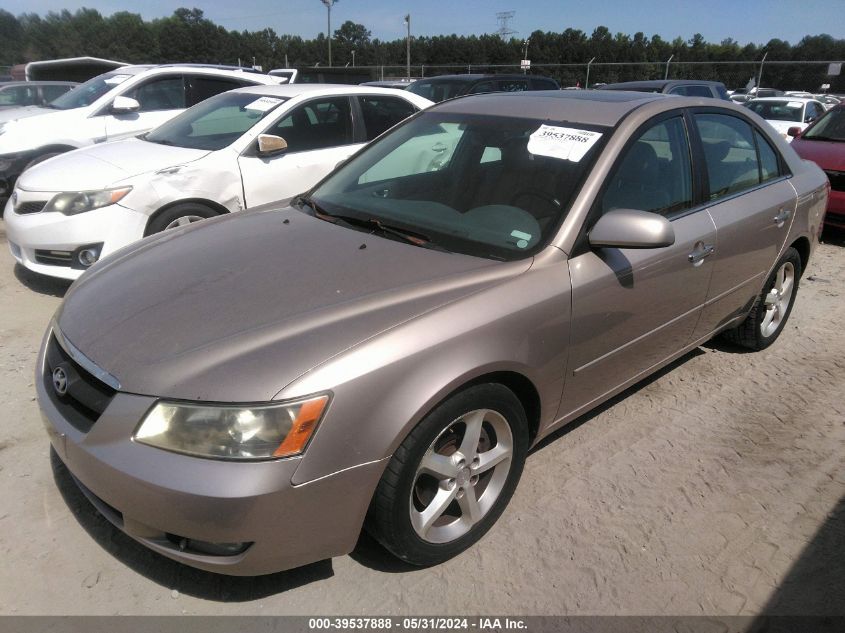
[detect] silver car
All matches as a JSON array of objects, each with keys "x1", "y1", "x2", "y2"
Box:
[{"x1": 38, "y1": 91, "x2": 828, "y2": 575}]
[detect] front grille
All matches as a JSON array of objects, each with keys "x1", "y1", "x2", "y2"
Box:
[
  {"x1": 43, "y1": 334, "x2": 116, "y2": 433},
  {"x1": 15, "y1": 200, "x2": 47, "y2": 215},
  {"x1": 825, "y1": 170, "x2": 845, "y2": 193},
  {"x1": 34, "y1": 249, "x2": 73, "y2": 266}
]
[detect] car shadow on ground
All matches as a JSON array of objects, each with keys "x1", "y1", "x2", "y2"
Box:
[
  {"x1": 50, "y1": 448, "x2": 334, "y2": 601},
  {"x1": 14, "y1": 263, "x2": 71, "y2": 297},
  {"x1": 747, "y1": 494, "x2": 845, "y2": 631},
  {"x1": 820, "y1": 226, "x2": 845, "y2": 247}
]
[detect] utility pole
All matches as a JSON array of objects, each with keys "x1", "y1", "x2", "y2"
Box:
[
  {"x1": 405, "y1": 14, "x2": 411, "y2": 81},
  {"x1": 757, "y1": 51, "x2": 768, "y2": 93},
  {"x1": 585, "y1": 56, "x2": 596, "y2": 89},
  {"x1": 320, "y1": 0, "x2": 338, "y2": 66},
  {"x1": 351, "y1": 49, "x2": 356, "y2": 67},
  {"x1": 664, "y1": 54, "x2": 674, "y2": 80},
  {"x1": 522, "y1": 38, "x2": 530, "y2": 74}
]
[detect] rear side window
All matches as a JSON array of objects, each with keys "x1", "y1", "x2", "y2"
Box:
[
  {"x1": 0, "y1": 85, "x2": 37, "y2": 106},
  {"x1": 530, "y1": 78, "x2": 558, "y2": 90},
  {"x1": 468, "y1": 81, "x2": 497, "y2": 95},
  {"x1": 602, "y1": 116, "x2": 693, "y2": 216},
  {"x1": 187, "y1": 76, "x2": 249, "y2": 107},
  {"x1": 128, "y1": 76, "x2": 186, "y2": 112},
  {"x1": 359, "y1": 95, "x2": 418, "y2": 141},
  {"x1": 498, "y1": 79, "x2": 528, "y2": 92},
  {"x1": 695, "y1": 113, "x2": 763, "y2": 199},
  {"x1": 755, "y1": 130, "x2": 781, "y2": 182},
  {"x1": 268, "y1": 96, "x2": 353, "y2": 152}
]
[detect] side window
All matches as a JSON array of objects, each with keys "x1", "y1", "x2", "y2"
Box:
[
  {"x1": 805, "y1": 102, "x2": 822, "y2": 122},
  {"x1": 695, "y1": 113, "x2": 760, "y2": 200},
  {"x1": 668, "y1": 86, "x2": 689, "y2": 96},
  {"x1": 266, "y1": 97, "x2": 353, "y2": 152},
  {"x1": 359, "y1": 96, "x2": 418, "y2": 141},
  {"x1": 468, "y1": 81, "x2": 497, "y2": 95},
  {"x1": 755, "y1": 130, "x2": 781, "y2": 183},
  {"x1": 128, "y1": 76, "x2": 186, "y2": 112},
  {"x1": 601, "y1": 116, "x2": 693, "y2": 216},
  {"x1": 187, "y1": 76, "x2": 247, "y2": 107},
  {"x1": 530, "y1": 78, "x2": 558, "y2": 90},
  {"x1": 0, "y1": 86, "x2": 37, "y2": 106}
]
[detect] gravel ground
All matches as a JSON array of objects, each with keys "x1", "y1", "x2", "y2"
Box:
[{"x1": 0, "y1": 221, "x2": 843, "y2": 616}]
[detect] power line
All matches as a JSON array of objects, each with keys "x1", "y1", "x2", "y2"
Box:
[{"x1": 496, "y1": 11, "x2": 516, "y2": 40}]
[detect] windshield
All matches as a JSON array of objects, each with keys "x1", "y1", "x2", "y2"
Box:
[
  {"x1": 746, "y1": 100, "x2": 803, "y2": 122},
  {"x1": 144, "y1": 92, "x2": 287, "y2": 150},
  {"x1": 802, "y1": 108, "x2": 845, "y2": 142},
  {"x1": 48, "y1": 71, "x2": 136, "y2": 110},
  {"x1": 306, "y1": 112, "x2": 609, "y2": 261},
  {"x1": 406, "y1": 79, "x2": 474, "y2": 103}
]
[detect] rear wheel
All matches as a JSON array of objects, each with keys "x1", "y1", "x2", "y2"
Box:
[
  {"x1": 367, "y1": 383, "x2": 528, "y2": 566},
  {"x1": 723, "y1": 247, "x2": 801, "y2": 350},
  {"x1": 145, "y1": 202, "x2": 219, "y2": 236}
]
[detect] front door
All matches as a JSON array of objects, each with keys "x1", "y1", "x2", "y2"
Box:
[{"x1": 561, "y1": 114, "x2": 716, "y2": 418}]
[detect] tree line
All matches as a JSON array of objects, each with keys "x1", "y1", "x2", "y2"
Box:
[{"x1": 0, "y1": 7, "x2": 843, "y2": 91}]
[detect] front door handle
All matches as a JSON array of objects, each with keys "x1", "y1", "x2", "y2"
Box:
[
  {"x1": 773, "y1": 208, "x2": 792, "y2": 226},
  {"x1": 688, "y1": 244, "x2": 715, "y2": 265}
]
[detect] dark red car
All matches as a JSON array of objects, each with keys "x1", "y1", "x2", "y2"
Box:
[{"x1": 790, "y1": 105, "x2": 845, "y2": 229}]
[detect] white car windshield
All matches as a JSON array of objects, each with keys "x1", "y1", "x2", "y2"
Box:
[
  {"x1": 47, "y1": 71, "x2": 136, "y2": 110},
  {"x1": 144, "y1": 92, "x2": 287, "y2": 151}
]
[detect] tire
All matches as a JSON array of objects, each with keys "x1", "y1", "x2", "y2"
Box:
[
  {"x1": 145, "y1": 202, "x2": 219, "y2": 236},
  {"x1": 366, "y1": 383, "x2": 529, "y2": 566},
  {"x1": 722, "y1": 246, "x2": 801, "y2": 351}
]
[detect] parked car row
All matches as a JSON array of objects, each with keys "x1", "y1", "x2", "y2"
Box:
[{"x1": 0, "y1": 71, "x2": 829, "y2": 577}]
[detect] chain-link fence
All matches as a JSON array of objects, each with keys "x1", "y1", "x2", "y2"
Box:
[{"x1": 298, "y1": 61, "x2": 844, "y2": 94}]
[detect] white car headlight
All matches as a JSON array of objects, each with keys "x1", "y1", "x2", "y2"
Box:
[
  {"x1": 43, "y1": 187, "x2": 132, "y2": 216},
  {"x1": 133, "y1": 394, "x2": 330, "y2": 460}
]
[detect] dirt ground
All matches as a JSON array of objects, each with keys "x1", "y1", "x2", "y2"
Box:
[{"x1": 0, "y1": 220, "x2": 843, "y2": 616}]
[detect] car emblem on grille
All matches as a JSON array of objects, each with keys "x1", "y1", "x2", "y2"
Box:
[{"x1": 52, "y1": 367, "x2": 69, "y2": 396}]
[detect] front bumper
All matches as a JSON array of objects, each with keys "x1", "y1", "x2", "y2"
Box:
[
  {"x1": 4, "y1": 191, "x2": 149, "y2": 280},
  {"x1": 37, "y1": 331, "x2": 386, "y2": 576}
]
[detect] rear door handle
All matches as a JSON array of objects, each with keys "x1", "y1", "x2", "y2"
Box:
[
  {"x1": 773, "y1": 208, "x2": 792, "y2": 225},
  {"x1": 688, "y1": 244, "x2": 715, "y2": 265}
]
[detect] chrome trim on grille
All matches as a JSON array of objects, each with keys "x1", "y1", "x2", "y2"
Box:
[{"x1": 51, "y1": 323, "x2": 122, "y2": 390}]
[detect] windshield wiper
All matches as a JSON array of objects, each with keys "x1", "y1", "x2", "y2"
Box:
[{"x1": 299, "y1": 197, "x2": 446, "y2": 251}]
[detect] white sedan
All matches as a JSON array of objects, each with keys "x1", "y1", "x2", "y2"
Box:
[
  {"x1": 5, "y1": 85, "x2": 432, "y2": 279},
  {"x1": 744, "y1": 97, "x2": 827, "y2": 141}
]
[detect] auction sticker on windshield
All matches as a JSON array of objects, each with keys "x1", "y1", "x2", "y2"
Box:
[
  {"x1": 245, "y1": 97, "x2": 283, "y2": 112},
  {"x1": 527, "y1": 125, "x2": 602, "y2": 162}
]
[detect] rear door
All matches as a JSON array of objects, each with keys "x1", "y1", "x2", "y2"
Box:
[
  {"x1": 561, "y1": 113, "x2": 716, "y2": 417},
  {"x1": 690, "y1": 110, "x2": 798, "y2": 338},
  {"x1": 238, "y1": 95, "x2": 360, "y2": 207}
]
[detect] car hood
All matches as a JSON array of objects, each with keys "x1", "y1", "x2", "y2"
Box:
[
  {"x1": 791, "y1": 137, "x2": 845, "y2": 171},
  {"x1": 56, "y1": 206, "x2": 529, "y2": 402},
  {"x1": 17, "y1": 137, "x2": 210, "y2": 192},
  {"x1": 0, "y1": 105, "x2": 50, "y2": 125}
]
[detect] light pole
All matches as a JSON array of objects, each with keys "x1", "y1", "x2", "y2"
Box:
[
  {"x1": 404, "y1": 14, "x2": 411, "y2": 81},
  {"x1": 320, "y1": 0, "x2": 338, "y2": 66},
  {"x1": 351, "y1": 49, "x2": 356, "y2": 67},
  {"x1": 522, "y1": 38, "x2": 530, "y2": 74}
]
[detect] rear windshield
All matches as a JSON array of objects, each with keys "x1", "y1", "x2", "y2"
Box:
[
  {"x1": 307, "y1": 112, "x2": 610, "y2": 261},
  {"x1": 406, "y1": 79, "x2": 474, "y2": 102},
  {"x1": 144, "y1": 91, "x2": 287, "y2": 150},
  {"x1": 746, "y1": 100, "x2": 803, "y2": 122}
]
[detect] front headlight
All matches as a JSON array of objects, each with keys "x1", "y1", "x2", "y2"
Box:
[
  {"x1": 43, "y1": 187, "x2": 132, "y2": 216},
  {"x1": 133, "y1": 394, "x2": 330, "y2": 460}
]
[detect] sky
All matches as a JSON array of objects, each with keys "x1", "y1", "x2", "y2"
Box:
[{"x1": 3, "y1": 0, "x2": 843, "y2": 47}]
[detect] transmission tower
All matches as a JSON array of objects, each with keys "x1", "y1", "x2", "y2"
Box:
[{"x1": 496, "y1": 11, "x2": 516, "y2": 39}]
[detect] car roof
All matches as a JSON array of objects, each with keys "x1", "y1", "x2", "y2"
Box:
[
  {"x1": 414, "y1": 74, "x2": 554, "y2": 82},
  {"x1": 750, "y1": 96, "x2": 818, "y2": 102},
  {"x1": 430, "y1": 90, "x2": 676, "y2": 127},
  {"x1": 0, "y1": 81, "x2": 78, "y2": 87},
  {"x1": 232, "y1": 83, "x2": 426, "y2": 98}
]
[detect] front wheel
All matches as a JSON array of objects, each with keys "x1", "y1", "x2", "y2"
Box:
[
  {"x1": 366, "y1": 383, "x2": 529, "y2": 566},
  {"x1": 723, "y1": 247, "x2": 801, "y2": 350},
  {"x1": 145, "y1": 202, "x2": 219, "y2": 236}
]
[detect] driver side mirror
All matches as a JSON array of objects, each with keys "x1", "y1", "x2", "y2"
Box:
[
  {"x1": 110, "y1": 96, "x2": 140, "y2": 114},
  {"x1": 589, "y1": 208, "x2": 675, "y2": 249},
  {"x1": 787, "y1": 126, "x2": 802, "y2": 138},
  {"x1": 257, "y1": 134, "x2": 288, "y2": 157}
]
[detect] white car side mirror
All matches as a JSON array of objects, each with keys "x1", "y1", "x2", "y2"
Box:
[{"x1": 111, "y1": 96, "x2": 140, "y2": 114}]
